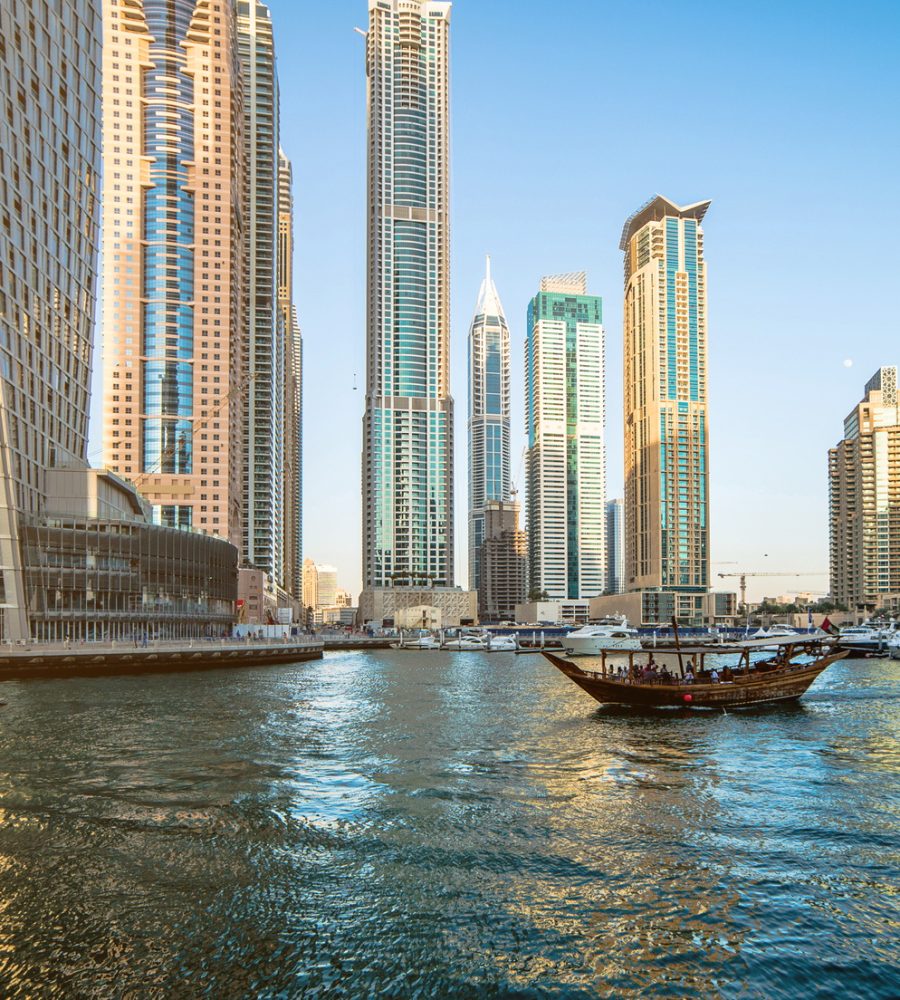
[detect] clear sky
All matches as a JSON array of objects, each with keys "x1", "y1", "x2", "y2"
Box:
[{"x1": 89, "y1": 0, "x2": 900, "y2": 604}]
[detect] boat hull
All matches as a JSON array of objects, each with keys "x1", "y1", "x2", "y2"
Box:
[{"x1": 542, "y1": 650, "x2": 847, "y2": 709}]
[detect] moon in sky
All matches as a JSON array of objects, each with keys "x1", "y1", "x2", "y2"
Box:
[{"x1": 843, "y1": 359, "x2": 854, "y2": 368}]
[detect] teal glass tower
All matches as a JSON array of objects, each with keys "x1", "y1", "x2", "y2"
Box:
[
  {"x1": 468, "y1": 257, "x2": 511, "y2": 594},
  {"x1": 526, "y1": 274, "x2": 606, "y2": 601},
  {"x1": 362, "y1": 1, "x2": 454, "y2": 590}
]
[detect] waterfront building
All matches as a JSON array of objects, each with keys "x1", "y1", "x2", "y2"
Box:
[
  {"x1": 605, "y1": 499, "x2": 624, "y2": 595},
  {"x1": 278, "y1": 149, "x2": 303, "y2": 603},
  {"x1": 238, "y1": 1, "x2": 285, "y2": 604},
  {"x1": 100, "y1": 0, "x2": 245, "y2": 550},
  {"x1": 479, "y1": 501, "x2": 527, "y2": 623},
  {"x1": 361, "y1": 0, "x2": 455, "y2": 592},
  {"x1": 526, "y1": 273, "x2": 606, "y2": 601},
  {"x1": 23, "y1": 470, "x2": 237, "y2": 643},
  {"x1": 829, "y1": 367, "x2": 900, "y2": 616},
  {"x1": 359, "y1": 588, "x2": 477, "y2": 630},
  {"x1": 0, "y1": 0, "x2": 101, "y2": 640},
  {"x1": 335, "y1": 589, "x2": 354, "y2": 608},
  {"x1": 468, "y1": 257, "x2": 511, "y2": 595},
  {"x1": 513, "y1": 600, "x2": 591, "y2": 627},
  {"x1": 0, "y1": 0, "x2": 241, "y2": 643},
  {"x1": 610, "y1": 196, "x2": 712, "y2": 627}
]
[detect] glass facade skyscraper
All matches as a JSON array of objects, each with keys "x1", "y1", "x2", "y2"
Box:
[
  {"x1": 468, "y1": 257, "x2": 510, "y2": 595},
  {"x1": 526, "y1": 274, "x2": 606, "y2": 600},
  {"x1": 0, "y1": 0, "x2": 101, "y2": 640},
  {"x1": 362, "y1": 0, "x2": 454, "y2": 590},
  {"x1": 605, "y1": 498, "x2": 624, "y2": 595},
  {"x1": 621, "y1": 196, "x2": 711, "y2": 625},
  {"x1": 101, "y1": 0, "x2": 245, "y2": 551}
]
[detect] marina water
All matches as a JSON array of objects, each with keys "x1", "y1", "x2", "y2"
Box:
[{"x1": 0, "y1": 651, "x2": 896, "y2": 997}]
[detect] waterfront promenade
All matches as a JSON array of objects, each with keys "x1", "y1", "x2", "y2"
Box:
[{"x1": 0, "y1": 636, "x2": 324, "y2": 681}]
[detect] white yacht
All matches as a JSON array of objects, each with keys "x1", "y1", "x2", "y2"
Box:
[
  {"x1": 390, "y1": 633, "x2": 440, "y2": 651},
  {"x1": 441, "y1": 631, "x2": 488, "y2": 651},
  {"x1": 562, "y1": 618, "x2": 642, "y2": 657},
  {"x1": 888, "y1": 633, "x2": 900, "y2": 660},
  {"x1": 483, "y1": 633, "x2": 518, "y2": 652},
  {"x1": 752, "y1": 624, "x2": 802, "y2": 640},
  {"x1": 837, "y1": 623, "x2": 892, "y2": 656}
]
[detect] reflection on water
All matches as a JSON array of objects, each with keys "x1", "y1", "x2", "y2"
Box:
[{"x1": 0, "y1": 652, "x2": 896, "y2": 997}]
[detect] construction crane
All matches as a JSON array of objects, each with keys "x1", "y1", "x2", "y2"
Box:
[
  {"x1": 132, "y1": 373, "x2": 256, "y2": 490},
  {"x1": 717, "y1": 571, "x2": 828, "y2": 610}
]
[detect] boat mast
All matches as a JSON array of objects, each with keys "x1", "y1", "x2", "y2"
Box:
[{"x1": 671, "y1": 617, "x2": 685, "y2": 676}]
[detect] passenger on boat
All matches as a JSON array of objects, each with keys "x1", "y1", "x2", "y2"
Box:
[
  {"x1": 710, "y1": 668, "x2": 720, "y2": 683},
  {"x1": 684, "y1": 667, "x2": 694, "y2": 684}
]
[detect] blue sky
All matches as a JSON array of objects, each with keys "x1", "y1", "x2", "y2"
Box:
[{"x1": 90, "y1": 0, "x2": 900, "y2": 602}]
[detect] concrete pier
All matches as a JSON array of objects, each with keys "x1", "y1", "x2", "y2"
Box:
[{"x1": 0, "y1": 639, "x2": 324, "y2": 681}]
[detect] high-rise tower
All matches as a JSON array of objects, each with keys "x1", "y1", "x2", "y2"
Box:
[
  {"x1": 361, "y1": 0, "x2": 453, "y2": 592},
  {"x1": 526, "y1": 273, "x2": 606, "y2": 601},
  {"x1": 0, "y1": 0, "x2": 101, "y2": 639},
  {"x1": 100, "y1": 0, "x2": 245, "y2": 549},
  {"x1": 238, "y1": 1, "x2": 284, "y2": 592},
  {"x1": 468, "y1": 257, "x2": 511, "y2": 595},
  {"x1": 621, "y1": 196, "x2": 711, "y2": 625},
  {"x1": 829, "y1": 367, "x2": 900, "y2": 616},
  {"x1": 278, "y1": 149, "x2": 303, "y2": 602},
  {"x1": 605, "y1": 498, "x2": 624, "y2": 595}
]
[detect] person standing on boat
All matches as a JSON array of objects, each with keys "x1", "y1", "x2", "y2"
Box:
[
  {"x1": 685, "y1": 666, "x2": 694, "y2": 684},
  {"x1": 710, "y1": 668, "x2": 720, "y2": 683}
]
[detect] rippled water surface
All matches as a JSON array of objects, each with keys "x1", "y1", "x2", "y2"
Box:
[{"x1": 0, "y1": 651, "x2": 897, "y2": 998}]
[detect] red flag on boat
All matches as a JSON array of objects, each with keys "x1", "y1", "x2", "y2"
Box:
[{"x1": 821, "y1": 616, "x2": 840, "y2": 636}]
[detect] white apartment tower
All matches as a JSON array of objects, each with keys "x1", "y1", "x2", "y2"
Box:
[
  {"x1": 526, "y1": 273, "x2": 606, "y2": 600},
  {"x1": 361, "y1": 0, "x2": 454, "y2": 592},
  {"x1": 238, "y1": 1, "x2": 284, "y2": 593}
]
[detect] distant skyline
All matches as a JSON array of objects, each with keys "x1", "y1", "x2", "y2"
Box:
[{"x1": 88, "y1": 0, "x2": 900, "y2": 603}]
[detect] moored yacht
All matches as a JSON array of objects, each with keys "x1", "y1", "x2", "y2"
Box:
[
  {"x1": 562, "y1": 618, "x2": 642, "y2": 657},
  {"x1": 837, "y1": 622, "x2": 893, "y2": 656}
]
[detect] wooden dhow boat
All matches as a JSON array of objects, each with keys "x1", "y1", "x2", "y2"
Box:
[{"x1": 543, "y1": 635, "x2": 848, "y2": 710}]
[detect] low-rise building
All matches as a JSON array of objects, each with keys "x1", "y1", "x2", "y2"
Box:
[
  {"x1": 20, "y1": 468, "x2": 237, "y2": 642},
  {"x1": 514, "y1": 600, "x2": 591, "y2": 626},
  {"x1": 359, "y1": 587, "x2": 477, "y2": 629},
  {"x1": 479, "y1": 501, "x2": 527, "y2": 623}
]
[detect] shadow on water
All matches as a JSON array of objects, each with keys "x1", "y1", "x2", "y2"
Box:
[{"x1": 590, "y1": 699, "x2": 810, "y2": 722}]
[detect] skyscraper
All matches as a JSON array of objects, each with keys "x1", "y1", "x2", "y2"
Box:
[
  {"x1": 526, "y1": 273, "x2": 606, "y2": 601},
  {"x1": 278, "y1": 149, "x2": 303, "y2": 602},
  {"x1": 0, "y1": 0, "x2": 102, "y2": 639},
  {"x1": 361, "y1": 0, "x2": 454, "y2": 592},
  {"x1": 101, "y1": 0, "x2": 245, "y2": 550},
  {"x1": 621, "y1": 196, "x2": 711, "y2": 625},
  {"x1": 605, "y1": 498, "x2": 624, "y2": 595},
  {"x1": 468, "y1": 256, "x2": 511, "y2": 595},
  {"x1": 829, "y1": 367, "x2": 900, "y2": 616},
  {"x1": 238, "y1": 1, "x2": 284, "y2": 595}
]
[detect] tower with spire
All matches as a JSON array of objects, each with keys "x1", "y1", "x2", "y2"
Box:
[{"x1": 469, "y1": 256, "x2": 512, "y2": 596}]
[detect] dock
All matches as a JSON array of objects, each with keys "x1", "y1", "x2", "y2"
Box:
[{"x1": 0, "y1": 639, "x2": 324, "y2": 681}]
